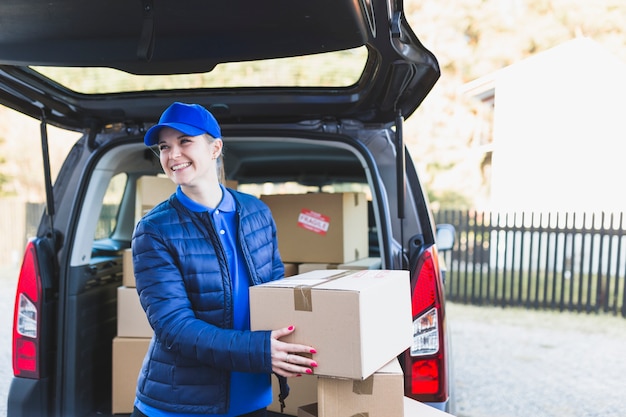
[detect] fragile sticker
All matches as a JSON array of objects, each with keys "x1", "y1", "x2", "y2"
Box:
[{"x1": 298, "y1": 209, "x2": 330, "y2": 235}]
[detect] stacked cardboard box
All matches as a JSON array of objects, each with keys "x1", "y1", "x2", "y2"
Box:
[
  {"x1": 112, "y1": 249, "x2": 153, "y2": 414},
  {"x1": 296, "y1": 359, "x2": 404, "y2": 417},
  {"x1": 261, "y1": 191, "x2": 382, "y2": 282},
  {"x1": 260, "y1": 192, "x2": 369, "y2": 264},
  {"x1": 112, "y1": 248, "x2": 151, "y2": 414},
  {"x1": 297, "y1": 257, "x2": 382, "y2": 274},
  {"x1": 112, "y1": 175, "x2": 173, "y2": 415},
  {"x1": 134, "y1": 175, "x2": 177, "y2": 222},
  {"x1": 298, "y1": 395, "x2": 456, "y2": 417},
  {"x1": 111, "y1": 336, "x2": 150, "y2": 414},
  {"x1": 293, "y1": 355, "x2": 456, "y2": 417}
]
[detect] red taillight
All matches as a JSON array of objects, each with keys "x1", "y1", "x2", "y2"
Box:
[
  {"x1": 412, "y1": 249, "x2": 439, "y2": 314},
  {"x1": 410, "y1": 358, "x2": 442, "y2": 394},
  {"x1": 404, "y1": 248, "x2": 448, "y2": 403},
  {"x1": 12, "y1": 241, "x2": 42, "y2": 378}
]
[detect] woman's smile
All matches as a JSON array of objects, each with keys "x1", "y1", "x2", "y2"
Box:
[{"x1": 171, "y1": 162, "x2": 192, "y2": 171}]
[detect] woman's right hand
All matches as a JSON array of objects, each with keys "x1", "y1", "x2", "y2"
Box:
[{"x1": 270, "y1": 325, "x2": 318, "y2": 377}]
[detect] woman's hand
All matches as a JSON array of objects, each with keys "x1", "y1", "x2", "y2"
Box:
[{"x1": 270, "y1": 325, "x2": 318, "y2": 377}]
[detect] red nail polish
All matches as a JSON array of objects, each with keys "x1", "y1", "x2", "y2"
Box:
[
  {"x1": 288, "y1": 325, "x2": 294, "y2": 331},
  {"x1": 305, "y1": 369, "x2": 313, "y2": 374},
  {"x1": 310, "y1": 349, "x2": 317, "y2": 354},
  {"x1": 311, "y1": 362, "x2": 318, "y2": 368}
]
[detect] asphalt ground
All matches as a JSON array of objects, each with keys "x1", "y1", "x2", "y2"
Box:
[
  {"x1": 447, "y1": 300, "x2": 626, "y2": 417},
  {"x1": 1, "y1": 265, "x2": 626, "y2": 417}
]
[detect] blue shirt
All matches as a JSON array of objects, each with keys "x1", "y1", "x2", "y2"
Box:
[{"x1": 135, "y1": 185, "x2": 272, "y2": 417}]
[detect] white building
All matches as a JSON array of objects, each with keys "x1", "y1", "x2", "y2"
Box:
[{"x1": 465, "y1": 37, "x2": 626, "y2": 215}]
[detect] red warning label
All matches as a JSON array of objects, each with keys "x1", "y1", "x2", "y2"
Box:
[{"x1": 297, "y1": 209, "x2": 330, "y2": 235}]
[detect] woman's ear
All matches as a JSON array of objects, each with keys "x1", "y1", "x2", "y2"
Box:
[{"x1": 212, "y1": 138, "x2": 224, "y2": 160}]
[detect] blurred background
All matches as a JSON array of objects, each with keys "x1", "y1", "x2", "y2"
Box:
[{"x1": 1, "y1": 0, "x2": 625, "y2": 211}]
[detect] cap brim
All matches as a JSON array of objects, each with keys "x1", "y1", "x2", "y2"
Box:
[{"x1": 144, "y1": 123, "x2": 207, "y2": 146}]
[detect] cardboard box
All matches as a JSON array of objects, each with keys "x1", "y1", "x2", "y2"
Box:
[
  {"x1": 316, "y1": 358, "x2": 404, "y2": 417},
  {"x1": 338, "y1": 256, "x2": 382, "y2": 270},
  {"x1": 224, "y1": 179, "x2": 239, "y2": 189},
  {"x1": 117, "y1": 286, "x2": 153, "y2": 338},
  {"x1": 112, "y1": 337, "x2": 151, "y2": 414},
  {"x1": 250, "y1": 269, "x2": 413, "y2": 379},
  {"x1": 135, "y1": 175, "x2": 177, "y2": 220},
  {"x1": 260, "y1": 193, "x2": 368, "y2": 263},
  {"x1": 298, "y1": 257, "x2": 382, "y2": 274},
  {"x1": 268, "y1": 374, "x2": 317, "y2": 415},
  {"x1": 284, "y1": 263, "x2": 299, "y2": 277},
  {"x1": 122, "y1": 248, "x2": 135, "y2": 287},
  {"x1": 299, "y1": 397, "x2": 456, "y2": 417},
  {"x1": 297, "y1": 263, "x2": 338, "y2": 274}
]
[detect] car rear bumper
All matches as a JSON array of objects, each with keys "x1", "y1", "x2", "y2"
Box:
[{"x1": 7, "y1": 376, "x2": 51, "y2": 417}]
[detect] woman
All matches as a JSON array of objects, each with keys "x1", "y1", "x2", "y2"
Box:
[{"x1": 131, "y1": 102, "x2": 317, "y2": 417}]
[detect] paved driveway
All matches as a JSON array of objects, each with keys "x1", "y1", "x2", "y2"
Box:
[{"x1": 447, "y1": 301, "x2": 626, "y2": 417}]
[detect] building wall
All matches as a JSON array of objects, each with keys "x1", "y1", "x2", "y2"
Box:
[{"x1": 489, "y1": 37, "x2": 626, "y2": 213}]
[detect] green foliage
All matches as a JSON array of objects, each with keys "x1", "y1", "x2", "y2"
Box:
[{"x1": 428, "y1": 189, "x2": 473, "y2": 210}]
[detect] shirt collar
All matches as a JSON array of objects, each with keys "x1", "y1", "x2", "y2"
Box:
[{"x1": 176, "y1": 184, "x2": 235, "y2": 213}]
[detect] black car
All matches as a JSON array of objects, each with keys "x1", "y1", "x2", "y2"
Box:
[{"x1": 1, "y1": 0, "x2": 456, "y2": 416}]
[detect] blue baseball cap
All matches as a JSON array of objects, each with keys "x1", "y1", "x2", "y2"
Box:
[{"x1": 144, "y1": 102, "x2": 222, "y2": 146}]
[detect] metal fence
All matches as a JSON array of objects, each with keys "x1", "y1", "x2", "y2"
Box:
[{"x1": 435, "y1": 210, "x2": 626, "y2": 317}]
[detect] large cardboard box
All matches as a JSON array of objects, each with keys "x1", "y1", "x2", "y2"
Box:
[
  {"x1": 250, "y1": 269, "x2": 412, "y2": 380},
  {"x1": 268, "y1": 374, "x2": 317, "y2": 415},
  {"x1": 112, "y1": 337, "x2": 151, "y2": 414},
  {"x1": 135, "y1": 175, "x2": 177, "y2": 221},
  {"x1": 117, "y1": 286, "x2": 153, "y2": 338},
  {"x1": 260, "y1": 193, "x2": 368, "y2": 263},
  {"x1": 316, "y1": 358, "x2": 404, "y2": 417}
]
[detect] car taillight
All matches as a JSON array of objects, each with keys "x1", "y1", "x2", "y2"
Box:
[
  {"x1": 12, "y1": 241, "x2": 42, "y2": 379},
  {"x1": 404, "y1": 247, "x2": 448, "y2": 403}
]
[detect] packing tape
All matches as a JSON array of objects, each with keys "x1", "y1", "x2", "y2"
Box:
[{"x1": 293, "y1": 270, "x2": 355, "y2": 312}]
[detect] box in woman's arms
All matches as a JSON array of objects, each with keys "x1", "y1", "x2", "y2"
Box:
[{"x1": 249, "y1": 269, "x2": 412, "y2": 380}]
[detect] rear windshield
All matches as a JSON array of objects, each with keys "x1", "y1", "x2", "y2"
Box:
[{"x1": 31, "y1": 47, "x2": 368, "y2": 94}]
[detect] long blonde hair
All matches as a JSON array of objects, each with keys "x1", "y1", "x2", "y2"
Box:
[{"x1": 204, "y1": 134, "x2": 225, "y2": 184}]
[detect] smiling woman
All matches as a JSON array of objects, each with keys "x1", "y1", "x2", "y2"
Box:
[{"x1": 31, "y1": 47, "x2": 368, "y2": 94}]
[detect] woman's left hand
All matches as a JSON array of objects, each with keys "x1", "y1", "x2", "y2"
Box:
[{"x1": 270, "y1": 325, "x2": 318, "y2": 377}]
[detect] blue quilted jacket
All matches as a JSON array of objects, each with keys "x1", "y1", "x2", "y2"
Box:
[{"x1": 131, "y1": 189, "x2": 285, "y2": 414}]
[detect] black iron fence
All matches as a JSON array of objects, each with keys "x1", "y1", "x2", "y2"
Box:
[{"x1": 434, "y1": 210, "x2": 626, "y2": 317}]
